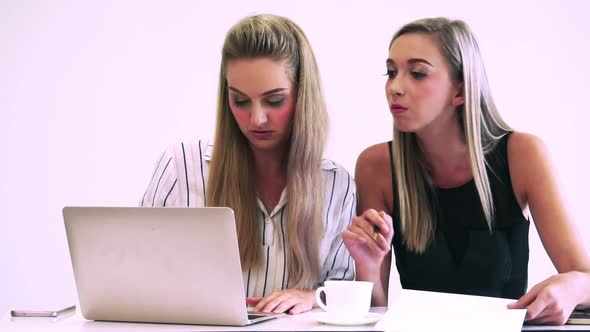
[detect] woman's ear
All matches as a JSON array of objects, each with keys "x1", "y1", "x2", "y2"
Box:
[{"x1": 453, "y1": 82, "x2": 465, "y2": 107}]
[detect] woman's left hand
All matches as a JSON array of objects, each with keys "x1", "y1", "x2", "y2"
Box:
[
  {"x1": 246, "y1": 289, "x2": 316, "y2": 315},
  {"x1": 508, "y1": 271, "x2": 586, "y2": 325}
]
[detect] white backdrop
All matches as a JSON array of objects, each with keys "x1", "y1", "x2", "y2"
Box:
[{"x1": 1, "y1": 0, "x2": 589, "y2": 314}]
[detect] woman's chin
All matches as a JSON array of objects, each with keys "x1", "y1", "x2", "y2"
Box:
[{"x1": 247, "y1": 139, "x2": 283, "y2": 153}]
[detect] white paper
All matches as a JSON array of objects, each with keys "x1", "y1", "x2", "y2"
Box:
[{"x1": 376, "y1": 289, "x2": 527, "y2": 332}]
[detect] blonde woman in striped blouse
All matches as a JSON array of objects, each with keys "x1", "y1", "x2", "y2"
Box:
[{"x1": 141, "y1": 14, "x2": 355, "y2": 315}]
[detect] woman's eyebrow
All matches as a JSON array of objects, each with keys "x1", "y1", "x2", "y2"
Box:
[
  {"x1": 408, "y1": 58, "x2": 434, "y2": 67},
  {"x1": 228, "y1": 86, "x2": 288, "y2": 97},
  {"x1": 228, "y1": 86, "x2": 247, "y2": 96},
  {"x1": 386, "y1": 58, "x2": 434, "y2": 67},
  {"x1": 261, "y1": 88, "x2": 288, "y2": 96}
]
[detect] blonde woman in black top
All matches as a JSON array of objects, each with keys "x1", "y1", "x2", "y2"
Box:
[{"x1": 343, "y1": 17, "x2": 590, "y2": 325}]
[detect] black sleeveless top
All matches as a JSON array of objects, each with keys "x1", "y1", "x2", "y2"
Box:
[{"x1": 389, "y1": 133, "x2": 530, "y2": 299}]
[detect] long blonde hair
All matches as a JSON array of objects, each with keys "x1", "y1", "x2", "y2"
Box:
[
  {"x1": 390, "y1": 18, "x2": 512, "y2": 252},
  {"x1": 206, "y1": 14, "x2": 328, "y2": 289}
]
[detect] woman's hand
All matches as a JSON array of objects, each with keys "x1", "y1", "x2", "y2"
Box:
[
  {"x1": 342, "y1": 209, "x2": 394, "y2": 270},
  {"x1": 247, "y1": 289, "x2": 316, "y2": 315},
  {"x1": 508, "y1": 271, "x2": 588, "y2": 325}
]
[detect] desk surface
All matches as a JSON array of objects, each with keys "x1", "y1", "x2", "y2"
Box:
[
  {"x1": 1, "y1": 308, "x2": 386, "y2": 332},
  {"x1": 3, "y1": 307, "x2": 590, "y2": 332}
]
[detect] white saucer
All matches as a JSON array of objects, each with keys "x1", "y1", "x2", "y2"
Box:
[{"x1": 312, "y1": 312, "x2": 382, "y2": 326}]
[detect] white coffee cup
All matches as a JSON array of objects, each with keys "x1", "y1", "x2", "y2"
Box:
[{"x1": 315, "y1": 280, "x2": 373, "y2": 316}]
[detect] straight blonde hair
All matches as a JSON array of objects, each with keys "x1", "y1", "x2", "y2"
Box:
[
  {"x1": 390, "y1": 18, "x2": 512, "y2": 252},
  {"x1": 206, "y1": 14, "x2": 328, "y2": 289}
]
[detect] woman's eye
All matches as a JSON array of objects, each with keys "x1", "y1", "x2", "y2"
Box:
[
  {"x1": 411, "y1": 71, "x2": 426, "y2": 79},
  {"x1": 233, "y1": 99, "x2": 249, "y2": 106},
  {"x1": 384, "y1": 69, "x2": 397, "y2": 79},
  {"x1": 266, "y1": 97, "x2": 285, "y2": 107}
]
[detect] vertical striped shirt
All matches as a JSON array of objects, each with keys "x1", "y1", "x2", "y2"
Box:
[{"x1": 140, "y1": 139, "x2": 356, "y2": 297}]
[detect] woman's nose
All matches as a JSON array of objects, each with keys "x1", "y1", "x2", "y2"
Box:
[
  {"x1": 386, "y1": 77, "x2": 404, "y2": 96},
  {"x1": 250, "y1": 104, "x2": 268, "y2": 126}
]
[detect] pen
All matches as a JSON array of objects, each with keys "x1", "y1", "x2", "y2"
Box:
[{"x1": 373, "y1": 225, "x2": 379, "y2": 241}]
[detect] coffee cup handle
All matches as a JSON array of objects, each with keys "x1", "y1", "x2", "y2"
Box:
[{"x1": 315, "y1": 286, "x2": 328, "y2": 311}]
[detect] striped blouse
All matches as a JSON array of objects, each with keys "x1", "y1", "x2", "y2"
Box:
[{"x1": 140, "y1": 139, "x2": 356, "y2": 297}]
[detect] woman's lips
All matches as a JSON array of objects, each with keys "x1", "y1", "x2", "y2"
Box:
[
  {"x1": 251, "y1": 130, "x2": 273, "y2": 139},
  {"x1": 391, "y1": 104, "x2": 408, "y2": 114}
]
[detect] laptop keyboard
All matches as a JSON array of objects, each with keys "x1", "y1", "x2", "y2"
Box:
[{"x1": 248, "y1": 313, "x2": 268, "y2": 320}]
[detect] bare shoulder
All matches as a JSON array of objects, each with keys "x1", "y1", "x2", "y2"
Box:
[
  {"x1": 507, "y1": 131, "x2": 552, "y2": 205},
  {"x1": 507, "y1": 131, "x2": 547, "y2": 158},
  {"x1": 355, "y1": 142, "x2": 393, "y2": 213},
  {"x1": 355, "y1": 142, "x2": 391, "y2": 180}
]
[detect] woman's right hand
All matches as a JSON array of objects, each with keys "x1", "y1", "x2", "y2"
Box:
[{"x1": 342, "y1": 209, "x2": 394, "y2": 269}]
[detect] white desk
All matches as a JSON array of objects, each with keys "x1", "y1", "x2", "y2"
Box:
[
  {"x1": 523, "y1": 325, "x2": 590, "y2": 331},
  {"x1": 1, "y1": 308, "x2": 386, "y2": 332},
  {"x1": 3, "y1": 308, "x2": 590, "y2": 331}
]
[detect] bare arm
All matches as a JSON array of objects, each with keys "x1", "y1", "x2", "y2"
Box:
[
  {"x1": 342, "y1": 143, "x2": 394, "y2": 306},
  {"x1": 507, "y1": 132, "x2": 590, "y2": 324}
]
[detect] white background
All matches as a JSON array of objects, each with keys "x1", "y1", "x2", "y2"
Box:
[{"x1": 1, "y1": 0, "x2": 589, "y2": 314}]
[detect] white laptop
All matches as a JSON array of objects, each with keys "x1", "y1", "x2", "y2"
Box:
[{"x1": 63, "y1": 206, "x2": 282, "y2": 326}]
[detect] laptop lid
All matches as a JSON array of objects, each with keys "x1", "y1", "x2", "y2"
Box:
[{"x1": 63, "y1": 207, "x2": 276, "y2": 326}]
